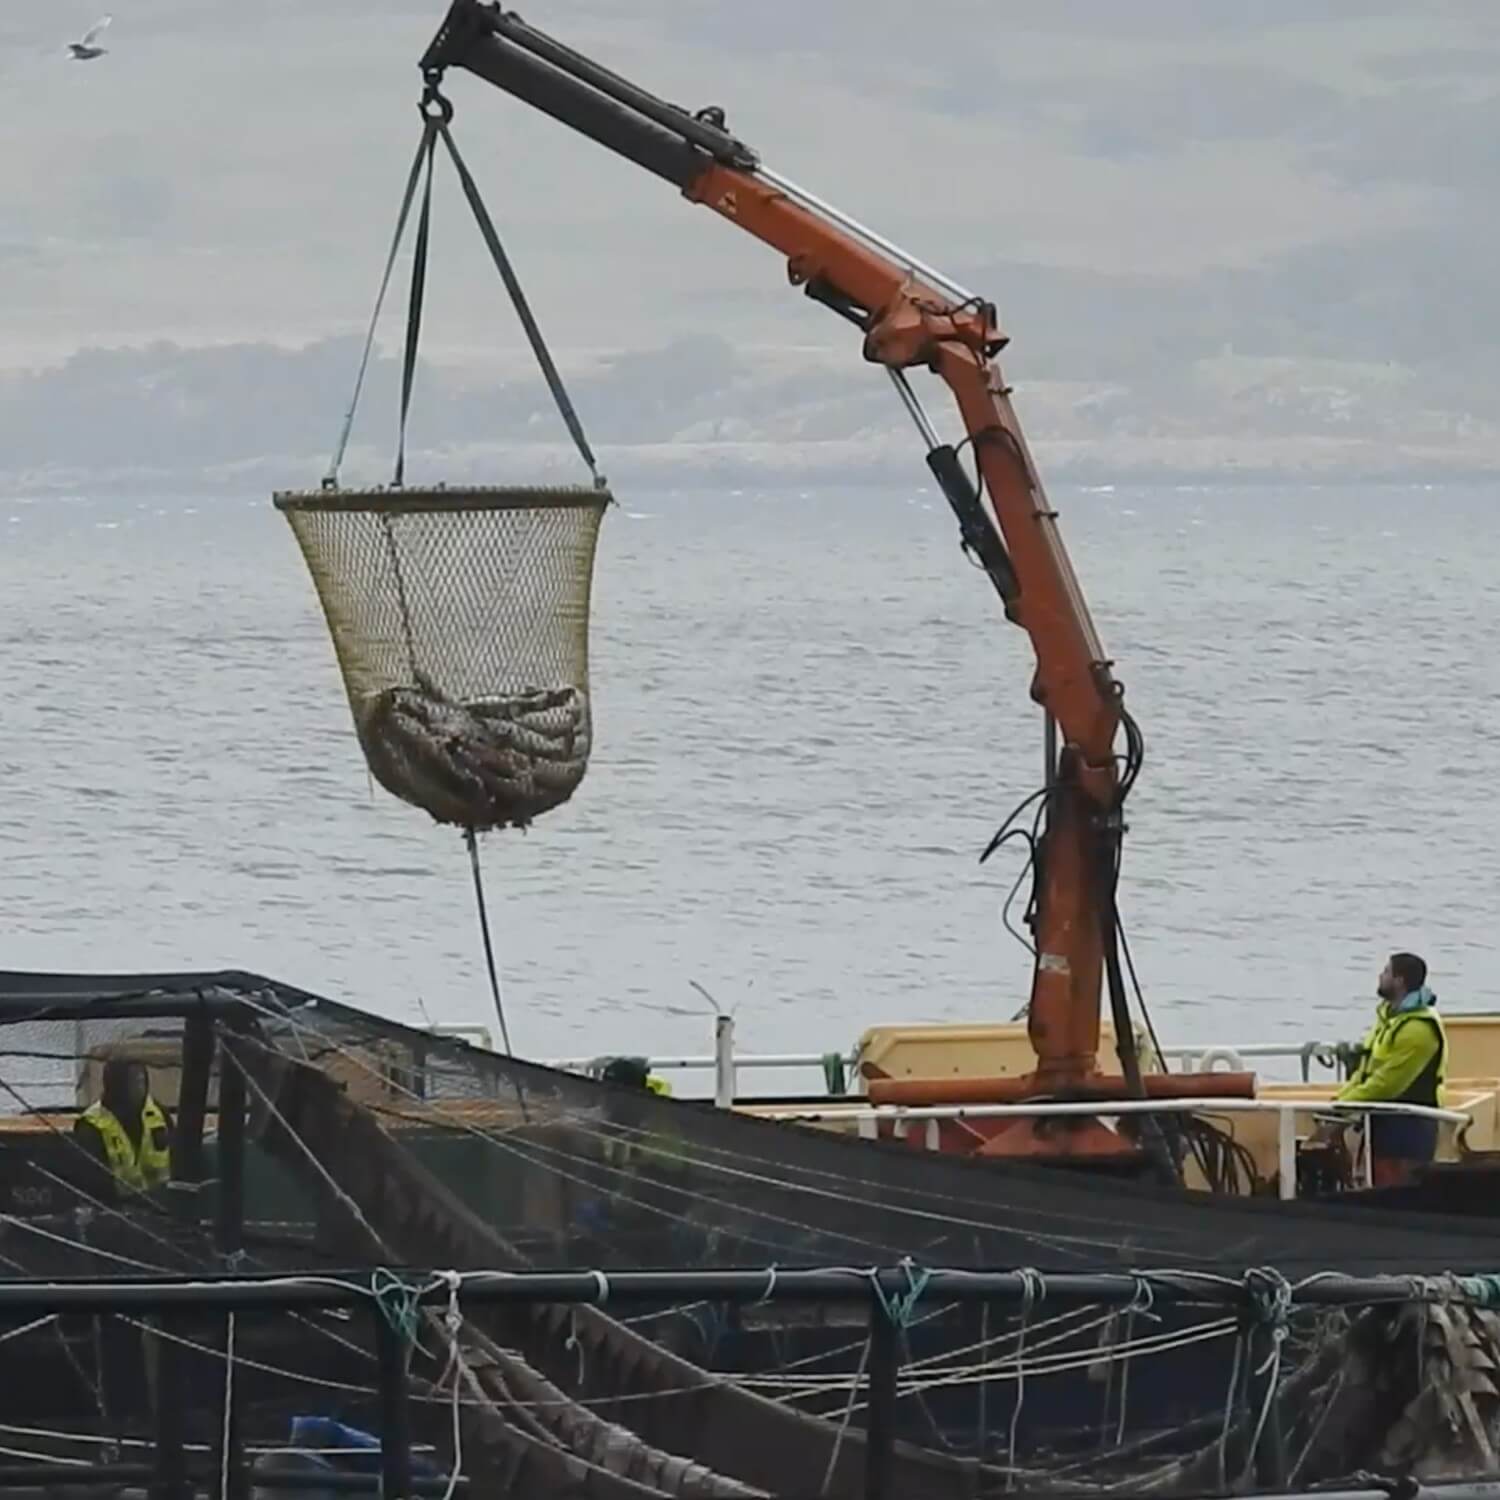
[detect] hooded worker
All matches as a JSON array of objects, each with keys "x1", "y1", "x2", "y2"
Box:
[
  {"x1": 1335, "y1": 952, "x2": 1448, "y2": 1188},
  {"x1": 74, "y1": 1057, "x2": 174, "y2": 1195}
]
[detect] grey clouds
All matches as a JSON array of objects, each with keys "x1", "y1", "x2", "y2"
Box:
[{"x1": 1, "y1": 1, "x2": 1495, "y2": 490}]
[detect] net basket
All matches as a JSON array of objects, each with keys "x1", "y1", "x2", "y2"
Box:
[{"x1": 273, "y1": 484, "x2": 609, "y2": 832}]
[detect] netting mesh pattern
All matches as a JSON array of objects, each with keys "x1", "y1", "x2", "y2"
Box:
[{"x1": 274, "y1": 485, "x2": 609, "y2": 831}]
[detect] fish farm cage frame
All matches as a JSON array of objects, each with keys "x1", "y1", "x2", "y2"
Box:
[
  {"x1": 1, "y1": 977, "x2": 1499, "y2": 1499},
  {"x1": 0, "y1": 1263, "x2": 1491, "y2": 1500}
]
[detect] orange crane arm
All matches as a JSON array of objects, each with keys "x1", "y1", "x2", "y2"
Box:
[{"x1": 421, "y1": 1, "x2": 1132, "y2": 1089}]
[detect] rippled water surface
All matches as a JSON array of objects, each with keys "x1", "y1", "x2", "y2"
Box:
[{"x1": 2, "y1": 485, "x2": 1496, "y2": 1067}]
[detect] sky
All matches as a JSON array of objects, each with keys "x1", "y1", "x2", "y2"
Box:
[{"x1": 0, "y1": 1, "x2": 1495, "y2": 483}]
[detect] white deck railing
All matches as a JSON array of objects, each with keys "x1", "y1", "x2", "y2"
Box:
[
  {"x1": 431, "y1": 1020, "x2": 1476, "y2": 1202},
  {"x1": 522, "y1": 1017, "x2": 1351, "y2": 1104},
  {"x1": 743, "y1": 1096, "x2": 1471, "y2": 1201}
]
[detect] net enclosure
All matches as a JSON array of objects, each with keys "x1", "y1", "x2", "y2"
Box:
[
  {"x1": 274, "y1": 484, "x2": 610, "y2": 831},
  {"x1": 3, "y1": 970, "x2": 1500, "y2": 1495}
]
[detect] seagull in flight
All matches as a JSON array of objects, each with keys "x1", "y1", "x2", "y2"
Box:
[{"x1": 68, "y1": 15, "x2": 112, "y2": 61}]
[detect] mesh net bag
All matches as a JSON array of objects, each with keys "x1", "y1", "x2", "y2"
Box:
[{"x1": 274, "y1": 484, "x2": 609, "y2": 832}]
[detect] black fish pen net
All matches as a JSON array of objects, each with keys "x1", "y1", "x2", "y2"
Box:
[
  {"x1": 0, "y1": 992, "x2": 418, "y2": 1488},
  {"x1": 2, "y1": 973, "x2": 1500, "y2": 1496},
  {"x1": 274, "y1": 485, "x2": 609, "y2": 832},
  {"x1": 230, "y1": 987, "x2": 1500, "y2": 1491}
]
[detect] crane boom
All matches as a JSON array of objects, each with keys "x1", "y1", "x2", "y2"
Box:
[{"x1": 421, "y1": 0, "x2": 1148, "y2": 1127}]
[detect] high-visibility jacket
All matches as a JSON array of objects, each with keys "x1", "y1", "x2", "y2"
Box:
[
  {"x1": 79, "y1": 1098, "x2": 172, "y2": 1190},
  {"x1": 1337, "y1": 997, "x2": 1447, "y2": 1161},
  {"x1": 1338, "y1": 999, "x2": 1447, "y2": 1107}
]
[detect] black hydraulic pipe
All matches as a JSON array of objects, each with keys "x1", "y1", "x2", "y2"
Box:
[
  {"x1": 925, "y1": 444, "x2": 1020, "y2": 607},
  {"x1": 0, "y1": 1464, "x2": 462, "y2": 1493},
  {"x1": 0, "y1": 994, "x2": 254, "y2": 1025},
  {"x1": 4, "y1": 1465, "x2": 1496, "y2": 1500},
  {"x1": 0, "y1": 1267, "x2": 1446, "y2": 1314},
  {"x1": 1099, "y1": 868, "x2": 1181, "y2": 1190},
  {"x1": 421, "y1": 6, "x2": 706, "y2": 189},
  {"x1": 423, "y1": 0, "x2": 756, "y2": 167},
  {"x1": 1241, "y1": 1488, "x2": 1500, "y2": 1500}
]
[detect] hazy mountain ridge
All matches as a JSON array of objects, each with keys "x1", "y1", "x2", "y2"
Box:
[{"x1": 1, "y1": 330, "x2": 1493, "y2": 498}]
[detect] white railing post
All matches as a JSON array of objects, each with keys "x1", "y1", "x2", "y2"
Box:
[
  {"x1": 714, "y1": 1014, "x2": 735, "y2": 1109},
  {"x1": 1278, "y1": 1107, "x2": 1297, "y2": 1200}
]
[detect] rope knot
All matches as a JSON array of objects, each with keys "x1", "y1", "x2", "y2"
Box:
[
  {"x1": 437, "y1": 1269, "x2": 463, "y2": 1338},
  {"x1": 1244, "y1": 1265, "x2": 1292, "y2": 1345},
  {"x1": 1245, "y1": 1267, "x2": 1291, "y2": 1319},
  {"x1": 1126, "y1": 1274, "x2": 1161, "y2": 1323},
  {"x1": 371, "y1": 1268, "x2": 422, "y2": 1349},
  {"x1": 869, "y1": 1258, "x2": 931, "y2": 1330},
  {"x1": 1016, "y1": 1267, "x2": 1046, "y2": 1319}
]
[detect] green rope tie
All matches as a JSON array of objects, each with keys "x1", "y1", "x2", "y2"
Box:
[
  {"x1": 1458, "y1": 1274, "x2": 1500, "y2": 1307},
  {"x1": 870, "y1": 1258, "x2": 932, "y2": 1329},
  {"x1": 821, "y1": 1052, "x2": 848, "y2": 1096},
  {"x1": 371, "y1": 1268, "x2": 423, "y2": 1348}
]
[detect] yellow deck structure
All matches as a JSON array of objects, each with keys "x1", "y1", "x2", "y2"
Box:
[
  {"x1": 17, "y1": 1012, "x2": 1499, "y2": 1197},
  {"x1": 735, "y1": 1015, "x2": 1500, "y2": 1190}
]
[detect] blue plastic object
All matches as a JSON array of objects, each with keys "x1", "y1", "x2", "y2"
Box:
[{"x1": 288, "y1": 1415, "x2": 442, "y2": 1479}]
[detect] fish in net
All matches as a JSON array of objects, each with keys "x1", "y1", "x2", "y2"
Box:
[{"x1": 274, "y1": 484, "x2": 609, "y2": 832}]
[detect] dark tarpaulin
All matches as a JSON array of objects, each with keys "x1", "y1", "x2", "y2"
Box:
[{"x1": 0, "y1": 969, "x2": 319, "y2": 1015}]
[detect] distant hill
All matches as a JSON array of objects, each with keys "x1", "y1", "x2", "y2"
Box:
[
  {"x1": 0, "y1": 331, "x2": 1493, "y2": 497},
  {"x1": 0, "y1": 0, "x2": 1493, "y2": 495}
]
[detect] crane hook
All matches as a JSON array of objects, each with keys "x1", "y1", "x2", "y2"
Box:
[{"x1": 420, "y1": 68, "x2": 454, "y2": 124}]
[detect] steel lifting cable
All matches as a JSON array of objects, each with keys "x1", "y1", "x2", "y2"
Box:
[
  {"x1": 325, "y1": 76, "x2": 605, "y2": 494},
  {"x1": 435, "y1": 111, "x2": 606, "y2": 491},
  {"x1": 394, "y1": 114, "x2": 439, "y2": 491},
  {"x1": 324, "y1": 115, "x2": 438, "y2": 490}
]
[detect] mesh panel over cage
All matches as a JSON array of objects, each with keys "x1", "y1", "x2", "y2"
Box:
[{"x1": 274, "y1": 484, "x2": 609, "y2": 831}]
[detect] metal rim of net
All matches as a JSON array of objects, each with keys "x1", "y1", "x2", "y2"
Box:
[
  {"x1": 273, "y1": 483, "x2": 612, "y2": 516},
  {"x1": 276, "y1": 481, "x2": 610, "y2": 833}
]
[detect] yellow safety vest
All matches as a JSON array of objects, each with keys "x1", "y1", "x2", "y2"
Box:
[
  {"x1": 1341, "y1": 1003, "x2": 1448, "y2": 1108},
  {"x1": 80, "y1": 1098, "x2": 172, "y2": 1190}
]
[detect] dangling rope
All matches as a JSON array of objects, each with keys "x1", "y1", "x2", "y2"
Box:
[
  {"x1": 464, "y1": 827, "x2": 531, "y2": 1120},
  {"x1": 464, "y1": 828, "x2": 513, "y2": 1058},
  {"x1": 218, "y1": 1312, "x2": 237, "y2": 1500}
]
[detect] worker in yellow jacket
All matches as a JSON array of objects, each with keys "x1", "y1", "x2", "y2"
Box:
[
  {"x1": 74, "y1": 1058, "x2": 174, "y2": 1196},
  {"x1": 1335, "y1": 952, "x2": 1448, "y2": 1188}
]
